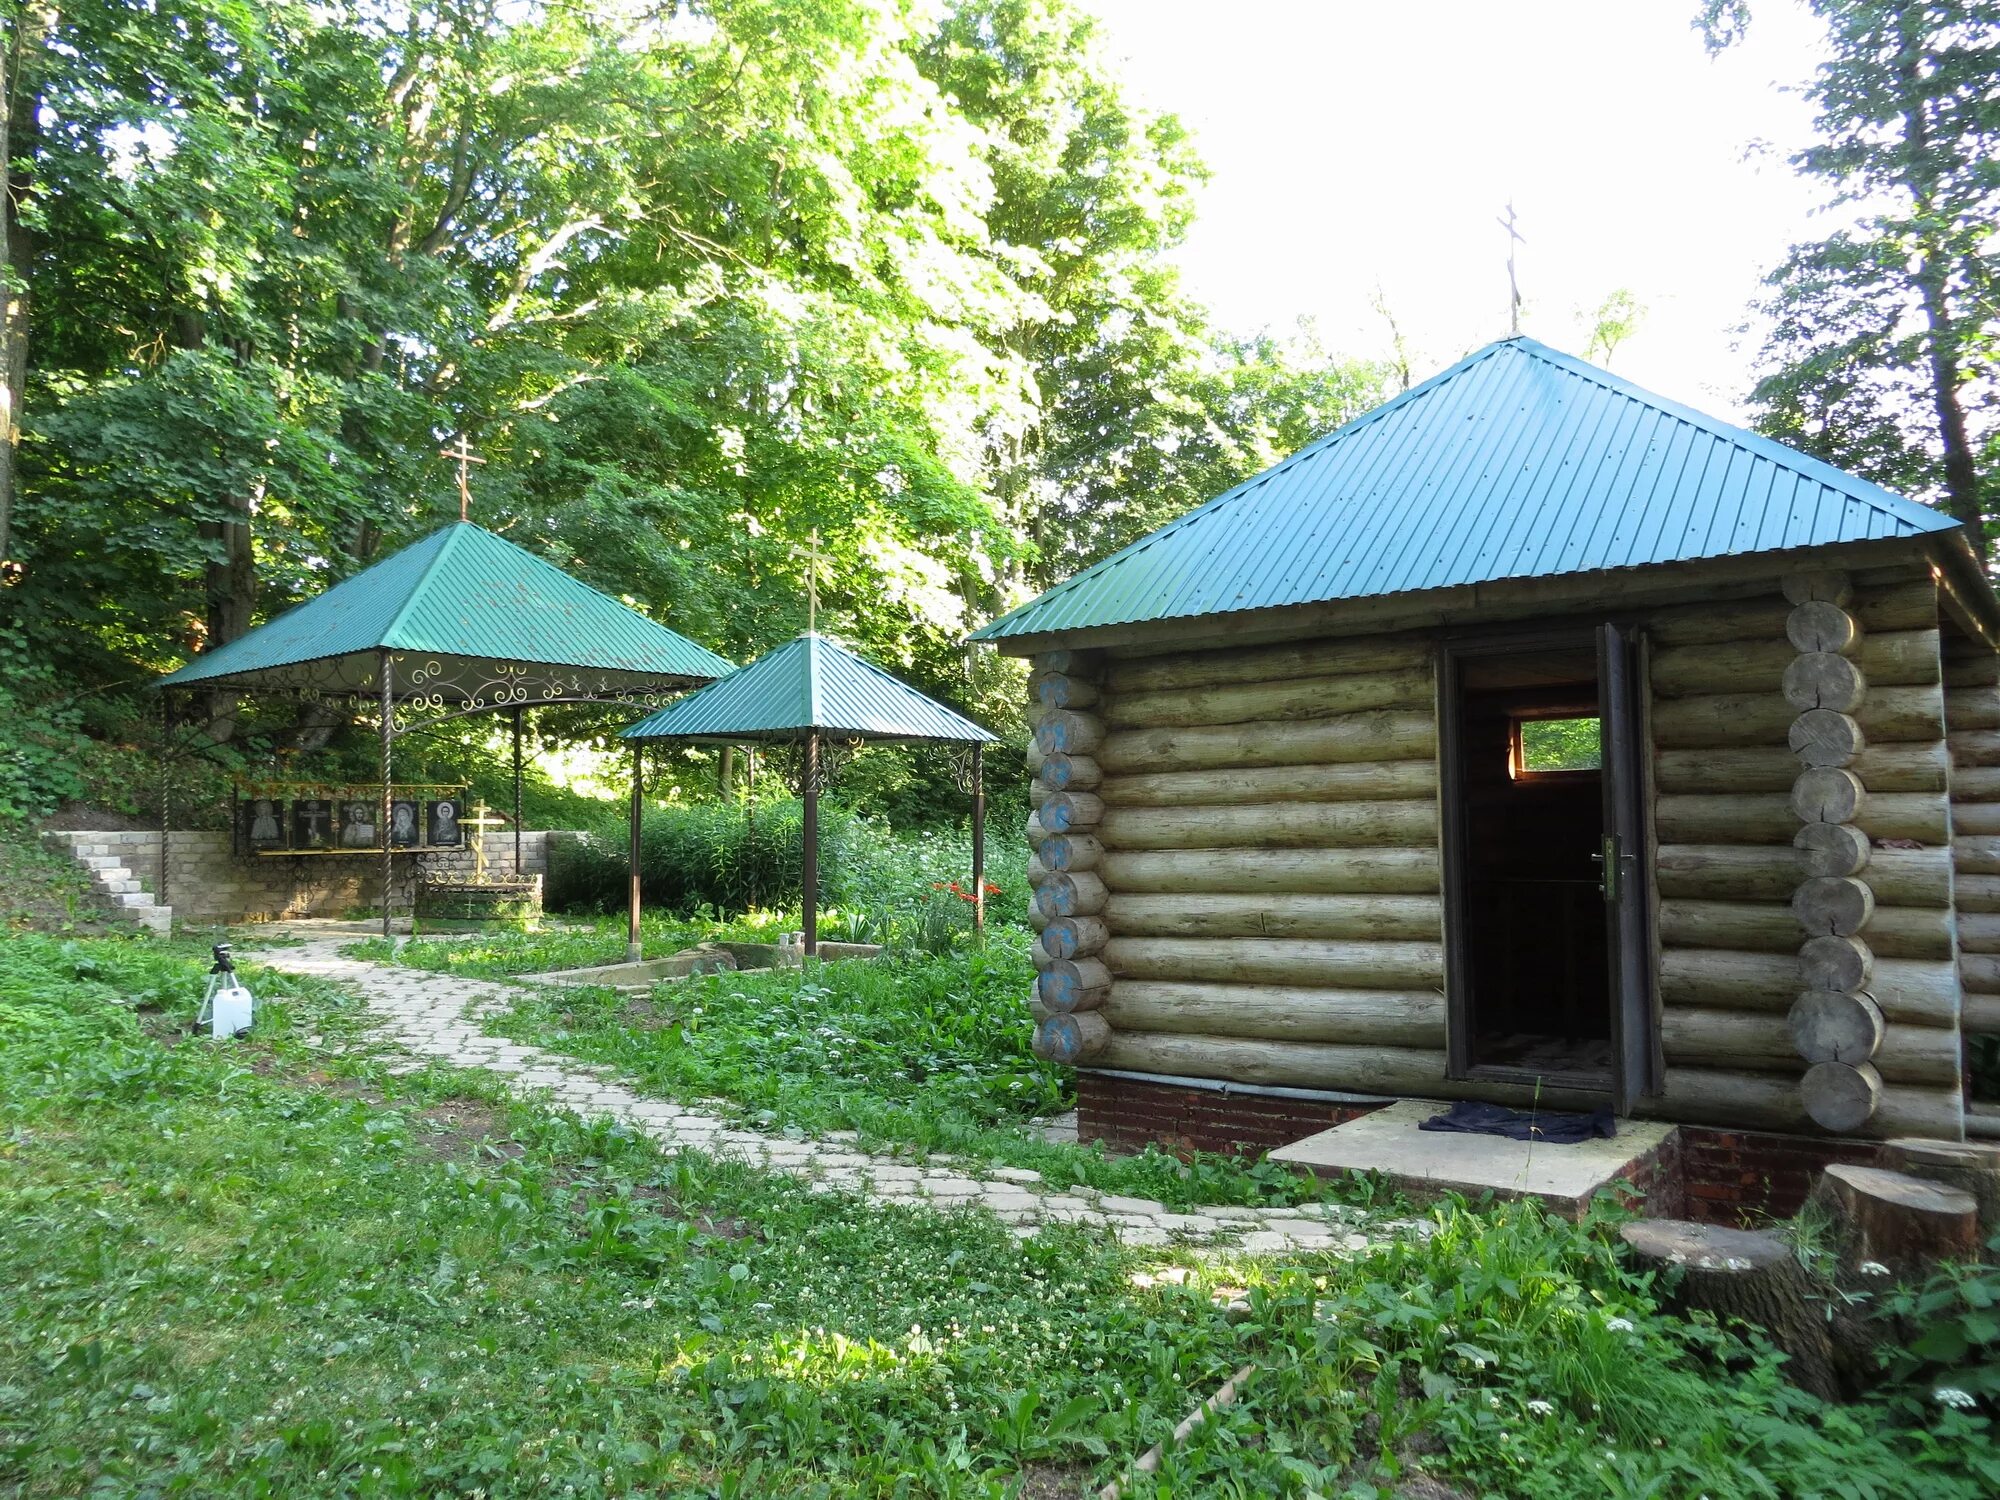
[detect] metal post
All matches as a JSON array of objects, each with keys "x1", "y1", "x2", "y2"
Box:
[
  {"x1": 802, "y1": 731, "x2": 819, "y2": 958},
  {"x1": 627, "y1": 741, "x2": 643, "y2": 962},
  {"x1": 970, "y1": 742, "x2": 985, "y2": 935},
  {"x1": 511, "y1": 707, "x2": 524, "y2": 876},
  {"x1": 379, "y1": 651, "x2": 394, "y2": 942},
  {"x1": 157, "y1": 693, "x2": 173, "y2": 910}
]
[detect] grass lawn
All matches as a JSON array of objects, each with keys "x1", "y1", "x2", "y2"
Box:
[{"x1": 6, "y1": 933, "x2": 1997, "y2": 1497}]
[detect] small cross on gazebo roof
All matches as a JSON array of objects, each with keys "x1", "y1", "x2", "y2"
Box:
[{"x1": 618, "y1": 632, "x2": 996, "y2": 959}]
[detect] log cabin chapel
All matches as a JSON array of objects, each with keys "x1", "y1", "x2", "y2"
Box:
[{"x1": 974, "y1": 336, "x2": 2000, "y2": 1207}]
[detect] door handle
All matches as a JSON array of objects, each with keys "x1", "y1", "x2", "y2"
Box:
[{"x1": 1592, "y1": 835, "x2": 1621, "y2": 904}]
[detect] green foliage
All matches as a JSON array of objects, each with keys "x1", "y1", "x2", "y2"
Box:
[
  {"x1": 1710, "y1": 2, "x2": 2000, "y2": 551},
  {"x1": 544, "y1": 798, "x2": 1032, "y2": 929},
  {"x1": 1176, "y1": 1199, "x2": 2000, "y2": 1496},
  {"x1": 5, "y1": 934, "x2": 1997, "y2": 1494},
  {"x1": 0, "y1": 933, "x2": 1259, "y2": 1495},
  {"x1": 1870, "y1": 1235, "x2": 2000, "y2": 1412},
  {"x1": 2, "y1": 0, "x2": 1396, "y2": 826},
  {"x1": 1517, "y1": 715, "x2": 1602, "y2": 773}
]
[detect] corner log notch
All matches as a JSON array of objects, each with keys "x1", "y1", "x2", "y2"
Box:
[
  {"x1": 1782, "y1": 570, "x2": 1886, "y2": 1131},
  {"x1": 1027, "y1": 650, "x2": 1113, "y2": 1064}
]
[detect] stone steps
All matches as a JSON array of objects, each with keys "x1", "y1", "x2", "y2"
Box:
[{"x1": 41, "y1": 831, "x2": 173, "y2": 936}]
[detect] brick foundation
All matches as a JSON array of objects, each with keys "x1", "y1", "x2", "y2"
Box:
[
  {"x1": 1076, "y1": 1071, "x2": 1389, "y2": 1157},
  {"x1": 1078, "y1": 1069, "x2": 1890, "y2": 1224},
  {"x1": 1673, "y1": 1126, "x2": 1881, "y2": 1224}
]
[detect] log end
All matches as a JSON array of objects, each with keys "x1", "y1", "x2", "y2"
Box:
[{"x1": 1801, "y1": 1060, "x2": 1883, "y2": 1132}]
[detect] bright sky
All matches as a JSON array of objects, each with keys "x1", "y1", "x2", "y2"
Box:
[{"x1": 1080, "y1": 0, "x2": 1832, "y2": 417}]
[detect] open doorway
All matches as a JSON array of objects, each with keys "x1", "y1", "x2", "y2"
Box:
[{"x1": 1441, "y1": 626, "x2": 1656, "y2": 1106}]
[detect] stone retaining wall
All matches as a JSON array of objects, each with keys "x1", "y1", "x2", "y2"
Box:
[{"x1": 45, "y1": 829, "x2": 585, "y2": 923}]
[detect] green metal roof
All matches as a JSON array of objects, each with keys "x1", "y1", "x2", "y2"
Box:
[
  {"x1": 157, "y1": 522, "x2": 733, "y2": 697},
  {"x1": 622, "y1": 632, "x2": 996, "y2": 746},
  {"x1": 971, "y1": 337, "x2": 1967, "y2": 644}
]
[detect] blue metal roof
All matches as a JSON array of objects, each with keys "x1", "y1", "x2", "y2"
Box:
[
  {"x1": 622, "y1": 632, "x2": 996, "y2": 745},
  {"x1": 971, "y1": 337, "x2": 1964, "y2": 643},
  {"x1": 158, "y1": 523, "x2": 733, "y2": 690}
]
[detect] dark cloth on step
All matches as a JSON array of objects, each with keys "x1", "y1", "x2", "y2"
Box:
[{"x1": 1418, "y1": 1099, "x2": 1616, "y2": 1143}]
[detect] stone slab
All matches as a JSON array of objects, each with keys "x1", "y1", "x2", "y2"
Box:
[{"x1": 1270, "y1": 1099, "x2": 1676, "y2": 1216}]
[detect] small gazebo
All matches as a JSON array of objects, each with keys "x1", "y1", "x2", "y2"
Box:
[
  {"x1": 156, "y1": 521, "x2": 733, "y2": 936},
  {"x1": 619, "y1": 632, "x2": 997, "y2": 957}
]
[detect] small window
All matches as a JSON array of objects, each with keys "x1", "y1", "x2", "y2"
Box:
[{"x1": 1511, "y1": 715, "x2": 1601, "y2": 778}]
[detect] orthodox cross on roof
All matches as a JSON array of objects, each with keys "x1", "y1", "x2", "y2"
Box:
[
  {"x1": 441, "y1": 435, "x2": 485, "y2": 522},
  {"x1": 1496, "y1": 202, "x2": 1525, "y2": 336}
]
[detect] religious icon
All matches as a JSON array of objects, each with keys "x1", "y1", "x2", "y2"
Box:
[
  {"x1": 390, "y1": 799, "x2": 421, "y2": 848},
  {"x1": 245, "y1": 798, "x2": 286, "y2": 850},
  {"x1": 426, "y1": 797, "x2": 462, "y2": 847},
  {"x1": 339, "y1": 799, "x2": 379, "y2": 848},
  {"x1": 293, "y1": 798, "x2": 331, "y2": 848}
]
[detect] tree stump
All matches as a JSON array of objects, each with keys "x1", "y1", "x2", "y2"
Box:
[
  {"x1": 1878, "y1": 1139, "x2": 2000, "y2": 1239},
  {"x1": 1619, "y1": 1219, "x2": 1839, "y2": 1398},
  {"x1": 1805, "y1": 1163, "x2": 1980, "y2": 1275}
]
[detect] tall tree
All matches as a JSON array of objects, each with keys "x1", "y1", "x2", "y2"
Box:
[{"x1": 1703, "y1": 1, "x2": 2000, "y2": 556}]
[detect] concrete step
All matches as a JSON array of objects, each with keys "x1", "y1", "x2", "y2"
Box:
[
  {"x1": 1270, "y1": 1099, "x2": 1679, "y2": 1220},
  {"x1": 45, "y1": 833, "x2": 171, "y2": 936}
]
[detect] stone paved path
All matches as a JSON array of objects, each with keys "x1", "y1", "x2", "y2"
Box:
[{"x1": 257, "y1": 932, "x2": 1382, "y2": 1255}]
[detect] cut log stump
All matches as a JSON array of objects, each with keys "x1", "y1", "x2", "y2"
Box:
[
  {"x1": 1878, "y1": 1139, "x2": 2000, "y2": 1238},
  {"x1": 1619, "y1": 1219, "x2": 1838, "y2": 1399},
  {"x1": 1805, "y1": 1163, "x2": 1980, "y2": 1275}
]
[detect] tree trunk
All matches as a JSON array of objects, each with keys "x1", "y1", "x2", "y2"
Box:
[
  {"x1": 1618, "y1": 1220, "x2": 1841, "y2": 1400},
  {"x1": 1894, "y1": 16, "x2": 1984, "y2": 548},
  {"x1": 0, "y1": 4, "x2": 55, "y2": 575},
  {"x1": 1806, "y1": 1162, "x2": 1980, "y2": 1275}
]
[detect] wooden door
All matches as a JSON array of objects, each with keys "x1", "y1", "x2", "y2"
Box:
[{"x1": 1597, "y1": 622, "x2": 1659, "y2": 1113}]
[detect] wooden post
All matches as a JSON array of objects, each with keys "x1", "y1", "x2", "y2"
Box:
[
  {"x1": 511, "y1": 707, "x2": 524, "y2": 877},
  {"x1": 803, "y1": 731, "x2": 820, "y2": 958},
  {"x1": 379, "y1": 651, "x2": 394, "y2": 942},
  {"x1": 626, "y1": 742, "x2": 642, "y2": 962},
  {"x1": 971, "y1": 743, "x2": 986, "y2": 935}
]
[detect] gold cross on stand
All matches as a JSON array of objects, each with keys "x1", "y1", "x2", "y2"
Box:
[
  {"x1": 441, "y1": 435, "x2": 486, "y2": 522},
  {"x1": 460, "y1": 798, "x2": 512, "y2": 881}
]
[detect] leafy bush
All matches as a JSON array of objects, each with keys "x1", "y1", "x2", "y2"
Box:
[
  {"x1": 1161, "y1": 1201, "x2": 2000, "y2": 1496},
  {"x1": 544, "y1": 798, "x2": 1030, "y2": 930},
  {"x1": 547, "y1": 798, "x2": 833, "y2": 912},
  {"x1": 1870, "y1": 1235, "x2": 2000, "y2": 1415}
]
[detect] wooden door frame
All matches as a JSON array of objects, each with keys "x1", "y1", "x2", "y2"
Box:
[{"x1": 1436, "y1": 620, "x2": 1656, "y2": 1096}]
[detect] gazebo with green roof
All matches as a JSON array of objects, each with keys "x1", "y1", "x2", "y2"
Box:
[
  {"x1": 156, "y1": 521, "x2": 733, "y2": 937},
  {"x1": 621, "y1": 632, "x2": 997, "y2": 958}
]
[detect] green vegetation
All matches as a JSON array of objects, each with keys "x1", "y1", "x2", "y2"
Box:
[
  {"x1": 543, "y1": 802, "x2": 1031, "y2": 933},
  {"x1": 1701, "y1": 0, "x2": 2000, "y2": 558},
  {"x1": 1515, "y1": 715, "x2": 1602, "y2": 774},
  {"x1": 4, "y1": 934, "x2": 1995, "y2": 1496},
  {"x1": 0, "y1": 0, "x2": 1393, "y2": 835}
]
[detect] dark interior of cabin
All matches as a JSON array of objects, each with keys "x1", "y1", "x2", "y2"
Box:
[{"x1": 1457, "y1": 645, "x2": 1613, "y2": 1080}]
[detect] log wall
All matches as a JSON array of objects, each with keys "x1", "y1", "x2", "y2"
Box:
[
  {"x1": 1024, "y1": 561, "x2": 1967, "y2": 1141},
  {"x1": 1946, "y1": 624, "x2": 2000, "y2": 1060},
  {"x1": 1026, "y1": 637, "x2": 1447, "y2": 1082}
]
